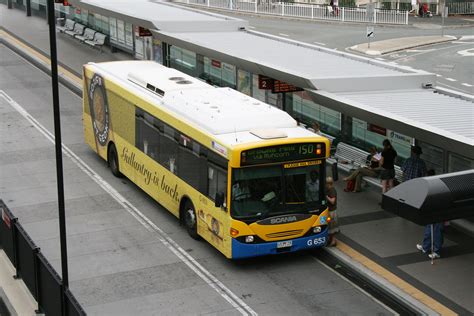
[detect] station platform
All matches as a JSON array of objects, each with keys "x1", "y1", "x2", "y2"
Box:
[{"x1": 1, "y1": 4, "x2": 473, "y2": 315}]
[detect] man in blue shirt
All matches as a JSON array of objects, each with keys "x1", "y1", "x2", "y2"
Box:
[{"x1": 402, "y1": 145, "x2": 427, "y2": 181}]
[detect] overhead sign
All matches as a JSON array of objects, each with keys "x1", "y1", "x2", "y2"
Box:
[
  {"x1": 138, "y1": 27, "x2": 152, "y2": 37},
  {"x1": 258, "y1": 75, "x2": 273, "y2": 90},
  {"x1": 272, "y1": 80, "x2": 304, "y2": 93},
  {"x1": 211, "y1": 59, "x2": 222, "y2": 68},
  {"x1": 368, "y1": 123, "x2": 386, "y2": 136},
  {"x1": 367, "y1": 26, "x2": 374, "y2": 38},
  {"x1": 258, "y1": 75, "x2": 303, "y2": 93}
]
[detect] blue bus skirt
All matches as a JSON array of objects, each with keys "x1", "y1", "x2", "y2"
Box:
[{"x1": 231, "y1": 227, "x2": 328, "y2": 259}]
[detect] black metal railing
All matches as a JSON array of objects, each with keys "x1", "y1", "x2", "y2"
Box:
[{"x1": 0, "y1": 199, "x2": 86, "y2": 316}]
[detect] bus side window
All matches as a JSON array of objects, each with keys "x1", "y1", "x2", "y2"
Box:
[
  {"x1": 159, "y1": 123, "x2": 179, "y2": 174},
  {"x1": 178, "y1": 134, "x2": 206, "y2": 193},
  {"x1": 135, "y1": 108, "x2": 159, "y2": 160}
]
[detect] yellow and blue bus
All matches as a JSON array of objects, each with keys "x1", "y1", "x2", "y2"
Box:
[{"x1": 83, "y1": 61, "x2": 331, "y2": 259}]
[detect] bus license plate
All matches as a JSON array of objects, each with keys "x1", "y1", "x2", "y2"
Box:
[{"x1": 277, "y1": 240, "x2": 292, "y2": 248}]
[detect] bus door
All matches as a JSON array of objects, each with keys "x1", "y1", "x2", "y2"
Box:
[{"x1": 197, "y1": 164, "x2": 232, "y2": 258}]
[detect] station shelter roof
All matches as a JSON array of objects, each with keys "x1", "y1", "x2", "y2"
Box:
[
  {"x1": 310, "y1": 89, "x2": 474, "y2": 158},
  {"x1": 70, "y1": 0, "x2": 474, "y2": 159}
]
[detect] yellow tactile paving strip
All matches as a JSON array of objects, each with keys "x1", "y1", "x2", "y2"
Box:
[
  {"x1": 0, "y1": 29, "x2": 82, "y2": 87},
  {"x1": 1, "y1": 27, "x2": 458, "y2": 316},
  {"x1": 337, "y1": 240, "x2": 457, "y2": 315}
]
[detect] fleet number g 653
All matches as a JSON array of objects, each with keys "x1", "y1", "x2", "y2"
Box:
[{"x1": 307, "y1": 237, "x2": 326, "y2": 246}]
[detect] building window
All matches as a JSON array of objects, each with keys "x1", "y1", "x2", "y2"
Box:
[
  {"x1": 237, "y1": 69, "x2": 251, "y2": 96},
  {"x1": 352, "y1": 118, "x2": 412, "y2": 161},
  {"x1": 418, "y1": 141, "x2": 444, "y2": 175},
  {"x1": 170, "y1": 46, "x2": 197, "y2": 75},
  {"x1": 109, "y1": 17, "x2": 117, "y2": 42},
  {"x1": 448, "y1": 153, "x2": 473, "y2": 173},
  {"x1": 292, "y1": 91, "x2": 341, "y2": 134},
  {"x1": 201, "y1": 57, "x2": 236, "y2": 89}
]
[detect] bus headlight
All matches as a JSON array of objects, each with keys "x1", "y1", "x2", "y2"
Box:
[
  {"x1": 313, "y1": 226, "x2": 322, "y2": 234},
  {"x1": 245, "y1": 235, "x2": 254, "y2": 243}
]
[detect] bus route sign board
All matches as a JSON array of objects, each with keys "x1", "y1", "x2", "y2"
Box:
[
  {"x1": 241, "y1": 143, "x2": 325, "y2": 166},
  {"x1": 272, "y1": 80, "x2": 304, "y2": 94}
]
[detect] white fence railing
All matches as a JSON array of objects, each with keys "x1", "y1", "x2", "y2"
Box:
[
  {"x1": 178, "y1": 0, "x2": 409, "y2": 24},
  {"x1": 447, "y1": 1, "x2": 474, "y2": 14}
]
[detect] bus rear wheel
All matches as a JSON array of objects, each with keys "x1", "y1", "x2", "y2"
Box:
[
  {"x1": 184, "y1": 201, "x2": 199, "y2": 240},
  {"x1": 108, "y1": 143, "x2": 122, "y2": 177}
]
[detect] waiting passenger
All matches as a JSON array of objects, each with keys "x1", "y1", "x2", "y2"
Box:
[
  {"x1": 343, "y1": 147, "x2": 381, "y2": 192},
  {"x1": 402, "y1": 145, "x2": 427, "y2": 181},
  {"x1": 380, "y1": 139, "x2": 397, "y2": 193},
  {"x1": 312, "y1": 121, "x2": 322, "y2": 135},
  {"x1": 326, "y1": 177, "x2": 339, "y2": 247},
  {"x1": 416, "y1": 169, "x2": 443, "y2": 259}
]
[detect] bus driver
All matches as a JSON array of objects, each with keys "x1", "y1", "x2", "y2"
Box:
[{"x1": 306, "y1": 170, "x2": 320, "y2": 202}]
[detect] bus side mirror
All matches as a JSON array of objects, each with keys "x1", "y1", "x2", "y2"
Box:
[{"x1": 215, "y1": 192, "x2": 225, "y2": 208}]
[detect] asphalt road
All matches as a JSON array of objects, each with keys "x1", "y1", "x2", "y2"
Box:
[
  {"x1": 211, "y1": 11, "x2": 474, "y2": 94},
  {"x1": 0, "y1": 44, "x2": 395, "y2": 315}
]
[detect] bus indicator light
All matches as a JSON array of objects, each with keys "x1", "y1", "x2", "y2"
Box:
[
  {"x1": 230, "y1": 228, "x2": 239, "y2": 237},
  {"x1": 316, "y1": 148, "x2": 322, "y2": 155}
]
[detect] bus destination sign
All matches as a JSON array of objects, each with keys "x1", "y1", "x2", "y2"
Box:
[{"x1": 241, "y1": 143, "x2": 325, "y2": 166}]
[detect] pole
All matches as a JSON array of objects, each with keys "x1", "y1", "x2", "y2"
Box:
[
  {"x1": 26, "y1": 0, "x2": 31, "y2": 16},
  {"x1": 7, "y1": 0, "x2": 12, "y2": 9},
  {"x1": 441, "y1": 6, "x2": 446, "y2": 37},
  {"x1": 46, "y1": 0, "x2": 69, "y2": 294}
]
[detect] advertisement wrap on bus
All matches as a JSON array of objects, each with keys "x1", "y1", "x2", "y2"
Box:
[{"x1": 83, "y1": 61, "x2": 331, "y2": 259}]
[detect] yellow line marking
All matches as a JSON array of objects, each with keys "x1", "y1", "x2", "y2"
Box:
[
  {"x1": 0, "y1": 29, "x2": 82, "y2": 86},
  {"x1": 336, "y1": 240, "x2": 457, "y2": 315}
]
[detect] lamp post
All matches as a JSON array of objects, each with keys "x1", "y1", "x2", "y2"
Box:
[{"x1": 46, "y1": 0, "x2": 69, "y2": 295}]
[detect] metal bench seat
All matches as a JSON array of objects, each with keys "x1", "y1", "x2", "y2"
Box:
[
  {"x1": 84, "y1": 32, "x2": 107, "y2": 52},
  {"x1": 56, "y1": 19, "x2": 75, "y2": 33},
  {"x1": 332, "y1": 142, "x2": 403, "y2": 189},
  {"x1": 75, "y1": 28, "x2": 96, "y2": 42},
  {"x1": 64, "y1": 23, "x2": 85, "y2": 37}
]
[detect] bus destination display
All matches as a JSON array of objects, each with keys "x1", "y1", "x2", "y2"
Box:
[{"x1": 241, "y1": 143, "x2": 324, "y2": 166}]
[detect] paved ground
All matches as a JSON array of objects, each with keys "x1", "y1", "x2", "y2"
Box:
[
  {"x1": 1, "y1": 4, "x2": 473, "y2": 315},
  {"x1": 0, "y1": 44, "x2": 395, "y2": 315}
]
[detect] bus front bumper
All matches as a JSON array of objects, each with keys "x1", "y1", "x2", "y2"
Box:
[{"x1": 231, "y1": 228, "x2": 328, "y2": 259}]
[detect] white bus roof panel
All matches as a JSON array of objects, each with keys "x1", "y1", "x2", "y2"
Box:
[{"x1": 89, "y1": 61, "x2": 318, "y2": 146}]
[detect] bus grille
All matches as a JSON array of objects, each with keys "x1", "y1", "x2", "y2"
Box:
[{"x1": 266, "y1": 229, "x2": 304, "y2": 239}]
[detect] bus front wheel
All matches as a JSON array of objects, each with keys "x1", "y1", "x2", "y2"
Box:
[
  {"x1": 184, "y1": 201, "x2": 199, "y2": 240},
  {"x1": 108, "y1": 143, "x2": 122, "y2": 178}
]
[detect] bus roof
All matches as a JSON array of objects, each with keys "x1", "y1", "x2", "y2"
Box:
[{"x1": 88, "y1": 61, "x2": 321, "y2": 147}]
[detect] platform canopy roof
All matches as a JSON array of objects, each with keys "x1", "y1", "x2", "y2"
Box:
[
  {"x1": 309, "y1": 88, "x2": 474, "y2": 158},
  {"x1": 70, "y1": 0, "x2": 474, "y2": 159},
  {"x1": 68, "y1": 0, "x2": 248, "y2": 32}
]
